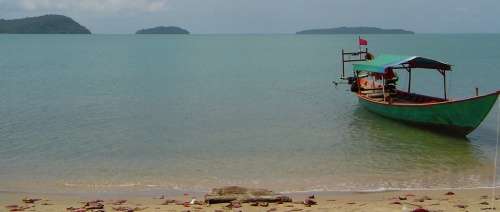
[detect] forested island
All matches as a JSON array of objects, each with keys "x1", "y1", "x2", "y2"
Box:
[
  {"x1": 297, "y1": 27, "x2": 414, "y2": 34},
  {"x1": 136, "y1": 26, "x2": 190, "y2": 34},
  {"x1": 0, "y1": 15, "x2": 91, "y2": 34}
]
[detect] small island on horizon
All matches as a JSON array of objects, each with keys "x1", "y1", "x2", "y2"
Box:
[
  {"x1": 136, "y1": 26, "x2": 190, "y2": 34},
  {"x1": 296, "y1": 26, "x2": 414, "y2": 34},
  {"x1": 0, "y1": 15, "x2": 91, "y2": 34}
]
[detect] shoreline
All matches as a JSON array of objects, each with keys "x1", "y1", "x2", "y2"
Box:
[
  {"x1": 2, "y1": 187, "x2": 500, "y2": 211},
  {"x1": 2, "y1": 185, "x2": 500, "y2": 199}
]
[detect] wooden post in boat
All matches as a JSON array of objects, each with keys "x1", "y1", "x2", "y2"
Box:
[
  {"x1": 407, "y1": 68, "x2": 412, "y2": 93},
  {"x1": 356, "y1": 71, "x2": 361, "y2": 94},
  {"x1": 341, "y1": 49, "x2": 345, "y2": 79},
  {"x1": 443, "y1": 70, "x2": 447, "y2": 100},
  {"x1": 382, "y1": 76, "x2": 386, "y2": 103},
  {"x1": 358, "y1": 36, "x2": 362, "y2": 60},
  {"x1": 476, "y1": 87, "x2": 479, "y2": 96}
]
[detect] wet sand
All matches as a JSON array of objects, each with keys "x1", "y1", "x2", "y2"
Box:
[{"x1": 2, "y1": 188, "x2": 500, "y2": 211}]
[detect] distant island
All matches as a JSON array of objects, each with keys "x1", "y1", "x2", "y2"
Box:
[
  {"x1": 296, "y1": 27, "x2": 414, "y2": 34},
  {"x1": 136, "y1": 26, "x2": 190, "y2": 34},
  {"x1": 0, "y1": 15, "x2": 91, "y2": 34}
]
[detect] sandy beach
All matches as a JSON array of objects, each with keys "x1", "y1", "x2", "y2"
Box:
[{"x1": 2, "y1": 187, "x2": 500, "y2": 211}]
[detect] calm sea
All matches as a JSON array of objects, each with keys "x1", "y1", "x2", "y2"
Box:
[{"x1": 0, "y1": 34, "x2": 498, "y2": 194}]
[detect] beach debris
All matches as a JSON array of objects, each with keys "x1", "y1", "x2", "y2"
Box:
[
  {"x1": 259, "y1": 202, "x2": 269, "y2": 207},
  {"x1": 405, "y1": 194, "x2": 416, "y2": 197},
  {"x1": 266, "y1": 208, "x2": 277, "y2": 212},
  {"x1": 40, "y1": 202, "x2": 53, "y2": 206},
  {"x1": 411, "y1": 208, "x2": 429, "y2": 212},
  {"x1": 112, "y1": 206, "x2": 148, "y2": 212},
  {"x1": 84, "y1": 201, "x2": 104, "y2": 210},
  {"x1": 250, "y1": 202, "x2": 259, "y2": 206},
  {"x1": 204, "y1": 186, "x2": 292, "y2": 204},
  {"x1": 303, "y1": 198, "x2": 317, "y2": 207},
  {"x1": 6, "y1": 204, "x2": 33, "y2": 212},
  {"x1": 112, "y1": 200, "x2": 127, "y2": 205},
  {"x1": 228, "y1": 201, "x2": 242, "y2": 208},
  {"x1": 398, "y1": 196, "x2": 407, "y2": 200},
  {"x1": 286, "y1": 209, "x2": 303, "y2": 212},
  {"x1": 480, "y1": 201, "x2": 490, "y2": 205},
  {"x1": 481, "y1": 195, "x2": 489, "y2": 199},
  {"x1": 64, "y1": 200, "x2": 104, "y2": 212},
  {"x1": 455, "y1": 204, "x2": 468, "y2": 208},
  {"x1": 188, "y1": 198, "x2": 204, "y2": 205},
  {"x1": 390, "y1": 201, "x2": 401, "y2": 205},
  {"x1": 22, "y1": 198, "x2": 41, "y2": 204},
  {"x1": 66, "y1": 207, "x2": 86, "y2": 212},
  {"x1": 189, "y1": 198, "x2": 196, "y2": 205},
  {"x1": 445, "y1": 191, "x2": 455, "y2": 195},
  {"x1": 346, "y1": 202, "x2": 356, "y2": 205}
]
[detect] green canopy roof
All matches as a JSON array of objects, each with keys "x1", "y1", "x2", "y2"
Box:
[{"x1": 353, "y1": 54, "x2": 451, "y2": 73}]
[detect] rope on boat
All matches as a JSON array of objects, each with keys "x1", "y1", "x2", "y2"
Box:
[{"x1": 492, "y1": 97, "x2": 500, "y2": 209}]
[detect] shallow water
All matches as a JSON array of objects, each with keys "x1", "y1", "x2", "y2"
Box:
[{"x1": 0, "y1": 34, "x2": 498, "y2": 194}]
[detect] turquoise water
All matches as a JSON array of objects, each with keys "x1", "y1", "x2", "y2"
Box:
[{"x1": 0, "y1": 34, "x2": 498, "y2": 194}]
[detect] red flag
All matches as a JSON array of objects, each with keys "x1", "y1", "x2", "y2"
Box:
[{"x1": 358, "y1": 37, "x2": 368, "y2": 46}]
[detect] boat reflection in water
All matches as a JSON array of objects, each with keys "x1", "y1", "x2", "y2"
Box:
[{"x1": 339, "y1": 106, "x2": 494, "y2": 190}]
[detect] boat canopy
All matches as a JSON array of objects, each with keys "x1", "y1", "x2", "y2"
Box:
[{"x1": 353, "y1": 54, "x2": 452, "y2": 73}]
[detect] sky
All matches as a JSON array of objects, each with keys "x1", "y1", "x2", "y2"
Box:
[{"x1": 0, "y1": 0, "x2": 499, "y2": 34}]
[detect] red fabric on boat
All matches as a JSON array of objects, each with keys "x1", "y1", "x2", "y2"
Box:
[
  {"x1": 359, "y1": 38, "x2": 368, "y2": 46},
  {"x1": 384, "y1": 69, "x2": 395, "y2": 79}
]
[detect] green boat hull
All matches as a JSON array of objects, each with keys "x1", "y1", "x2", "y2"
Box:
[{"x1": 358, "y1": 91, "x2": 499, "y2": 136}]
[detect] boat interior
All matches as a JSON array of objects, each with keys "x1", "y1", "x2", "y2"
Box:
[
  {"x1": 358, "y1": 77, "x2": 446, "y2": 104},
  {"x1": 360, "y1": 89, "x2": 446, "y2": 104},
  {"x1": 340, "y1": 49, "x2": 453, "y2": 105}
]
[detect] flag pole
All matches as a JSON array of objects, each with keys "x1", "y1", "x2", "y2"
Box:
[{"x1": 358, "y1": 36, "x2": 362, "y2": 60}]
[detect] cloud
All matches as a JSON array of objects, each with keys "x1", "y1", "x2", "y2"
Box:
[{"x1": 15, "y1": 0, "x2": 168, "y2": 13}]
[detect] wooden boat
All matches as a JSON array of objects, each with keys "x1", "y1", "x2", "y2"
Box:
[{"x1": 340, "y1": 50, "x2": 499, "y2": 136}]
